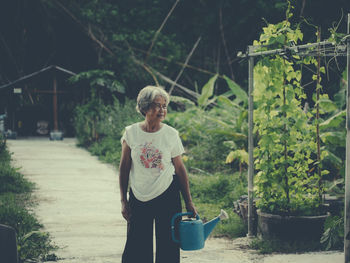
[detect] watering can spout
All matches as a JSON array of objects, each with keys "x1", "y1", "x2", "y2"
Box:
[{"x1": 203, "y1": 209, "x2": 229, "y2": 240}]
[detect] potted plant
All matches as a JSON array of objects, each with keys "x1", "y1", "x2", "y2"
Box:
[{"x1": 253, "y1": 9, "x2": 329, "y2": 243}]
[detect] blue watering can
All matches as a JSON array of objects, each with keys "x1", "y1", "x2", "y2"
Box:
[{"x1": 171, "y1": 209, "x2": 228, "y2": 251}]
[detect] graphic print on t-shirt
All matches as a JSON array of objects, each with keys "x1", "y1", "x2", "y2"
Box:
[{"x1": 139, "y1": 142, "x2": 164, "y2": 172}]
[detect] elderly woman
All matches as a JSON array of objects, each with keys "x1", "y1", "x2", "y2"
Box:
[{"x1": 119, "y1": 86, "x2": 197, "y2": 263}]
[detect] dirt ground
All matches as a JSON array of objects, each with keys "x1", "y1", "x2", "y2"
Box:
[{"x1": 7, "y1": 138, "x2": 344, "y2": 263}]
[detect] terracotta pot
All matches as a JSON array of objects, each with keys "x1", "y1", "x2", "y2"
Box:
[{"x1": 257, "y1": 210, "x2": 329, "y2": 242}]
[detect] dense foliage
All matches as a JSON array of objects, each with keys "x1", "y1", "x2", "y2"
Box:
[
  {"x1": 166, "y1": 75, "x2": 248, "y2": 174},
  {"x1": 1, "y1": 0, "x2": 349, "y2": 139},
  {"x1": 74, "y1": 93, "x2": 142, "y2": 163},
  {"x1": 1, "y1": 0, "x2": 349, "y2": 98}
]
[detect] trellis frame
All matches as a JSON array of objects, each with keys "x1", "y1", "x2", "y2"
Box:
[{"x1": 239, "y1": 14, "x2": 350, "y2": 262}]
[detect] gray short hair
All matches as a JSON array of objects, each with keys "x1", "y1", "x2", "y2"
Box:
[{"x1": 136, "y1": 86, "x2": 170, "y2": 116}]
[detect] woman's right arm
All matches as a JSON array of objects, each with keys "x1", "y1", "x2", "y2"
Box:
[{"x1": 119, "y1": 140, "x2": 132, "y2": 221}]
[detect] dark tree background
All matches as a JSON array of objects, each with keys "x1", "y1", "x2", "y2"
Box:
[{"x1": 0, "y1": 0, "x2": 349, "y2": 98}]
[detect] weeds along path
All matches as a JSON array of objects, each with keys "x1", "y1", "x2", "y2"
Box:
[{"x1": 7, "y1": 138, "x2": 344, "y2": 263}]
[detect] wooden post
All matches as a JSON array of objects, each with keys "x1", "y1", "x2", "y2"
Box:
[
  {"x1": 9, "y1": 90, "x2": 15, "y2": 131},
  {"x1": 247, "y1": 47, "x2": 255, "y2": 237},
  {"x1": 345, "y1": 13, "x2": 350, "y2": 263},
  {"x1": 53, "y1": 74, "x2": 58, "y2": 131}
]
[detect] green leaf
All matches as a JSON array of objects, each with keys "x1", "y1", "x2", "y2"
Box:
[
  {"x1": 197, "y1": 74, "x2": 218, "y2": 107},
  {"x1": 320, "y1": 110, "x2": 346, "y2": 130},
  {"x1": 286, "y1": 89, "x2": 294, "y2": 101},
  {"x1": 223, "y1": 140, "x2": 237, "y2": 149},
  {"x1": 225, "y1": 149, "x2": 248, "y2": 164},
  {"x1": 320, "y1": 131, "x2": 345, "y2": 146},
  {"x1": 223, "y1": 75, "x2": 248, "y2": 105},
  {"x1": 216, "y1": 95, "x2": 242, "y2": 110},
  {"x1": 314, "y1": 98, "x2": 337, "y2": 113},
  {"x1": 109, "y1": 80, "x2": 125, "y2": 93}
]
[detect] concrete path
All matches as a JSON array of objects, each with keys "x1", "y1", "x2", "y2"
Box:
[
  {"x1": 7, "y1": 138, "x2": 344, "y2": 263},
  {"x1": 8, "y1": 138, "x2": 124, "y2": 262}
]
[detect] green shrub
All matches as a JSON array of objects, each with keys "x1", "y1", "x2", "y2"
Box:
[
  {"x1": 166, "y1": 108, "x2": 236, "y2": 173},
  {"x1": 186, "y1": 133, "x2": 232, "y2": 173},
  {"x1": 194, "y1": 202, "x2": 246, "y2": 238},
  {"x1": 0, "y1": 136, "x2": 33, "y2": 194},
  {"x1": 18, "y1": 231, "x2": 58, "y2": 262},
  {"x1": 74, "y1": 96, "x2": 104, "y2": 146},
  {"x1": 0, "y1": 138, "x2": 10, "y2": 161},
  {"x1": 214, "y1": 212, "x2": 247, "y2": 238},
  {"x1": 74, "y1": 97, "x2": 142, "y2": 164},
  {"x1": 189, "y1": 172, "x2": 247, "y2": 208},
  {"x1": 0, "y1": 194, "x2": 58, "y2": 262},
  {"x1": 165, "y1": 75, "x2": 248, "y2": 175},
  {"x1": 166, "y1": 105, "x2": 247, "y2": 174},
  {"x1": 89, "y1": 137, "x2": 122, "y2": 164},
  {"x1": 0, "y1": 164, "x2": 33, "y2": 194},
  {"x1": 0, "y1": 194, "x2": 40, "y2": 237}
]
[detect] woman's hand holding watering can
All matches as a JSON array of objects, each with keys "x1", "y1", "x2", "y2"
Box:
[
  {"x1": 171, "y1": 209, "x2": 229, "y2": 251},
  {"x1": 185, "y1": 201, "x2": 198, "y2": 218}
]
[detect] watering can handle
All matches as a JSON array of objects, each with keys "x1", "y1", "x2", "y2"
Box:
[{"x1": 171, "y1": 212, "x2": 200, "y2": 243}]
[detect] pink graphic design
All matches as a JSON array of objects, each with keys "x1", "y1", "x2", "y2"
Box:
[{"x1": 139, "y1": 142, "x2": 164, "y2": 171}]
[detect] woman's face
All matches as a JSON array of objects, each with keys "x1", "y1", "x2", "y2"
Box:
[{"x1": 145, "y1": 96, "x2": 167, "y2": 122}]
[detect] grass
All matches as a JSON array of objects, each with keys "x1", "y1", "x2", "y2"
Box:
[
  {"x1": 249, "y1": 238, "x2": 322, "y2": 254},
  {"x1": 187, "y1": 172, "x2": 247, "y2": 238}
]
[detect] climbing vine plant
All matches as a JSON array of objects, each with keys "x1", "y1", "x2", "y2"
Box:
[{"x1": 253, "y1": 7, "x2": 327, "y2": 216}]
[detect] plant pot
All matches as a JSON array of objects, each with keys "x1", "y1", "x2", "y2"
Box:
[
  {"x1": 257, "y1": 210, "x2": 329, "y2": 242},
  {"x1": 50, "y1": 131, "x2": 64, "y2": 141},
  {"x1": 4, "y1": 130, "x2": 17, "y2": 139}
]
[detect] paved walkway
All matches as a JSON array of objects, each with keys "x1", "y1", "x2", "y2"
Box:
[{"x1": 7, "y1": 138, "x2": 344, "y2": 263}]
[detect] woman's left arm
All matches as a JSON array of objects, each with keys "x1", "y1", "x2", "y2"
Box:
[{"x1": 172, "y1": 155, "x2": 197, "y2": 217}]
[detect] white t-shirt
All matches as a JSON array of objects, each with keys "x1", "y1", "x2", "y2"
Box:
[{"x1": 121, "y1": 123, "x2": 185, "y2": 202}]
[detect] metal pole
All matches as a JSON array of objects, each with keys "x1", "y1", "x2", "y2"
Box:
[
  {"x1": 246, "y1": 40, "x2": 333, "y2": 57},
  {"x1": 247, "y1": 46, "x2": 255, "y2": 237},
  {"x1": 345, "y1": 13, "x2": 350, "y2": 263}
]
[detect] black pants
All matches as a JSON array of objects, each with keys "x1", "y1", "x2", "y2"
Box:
[{"x1": 122, "y1": 177, "x2": 182, "y2": 263}]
